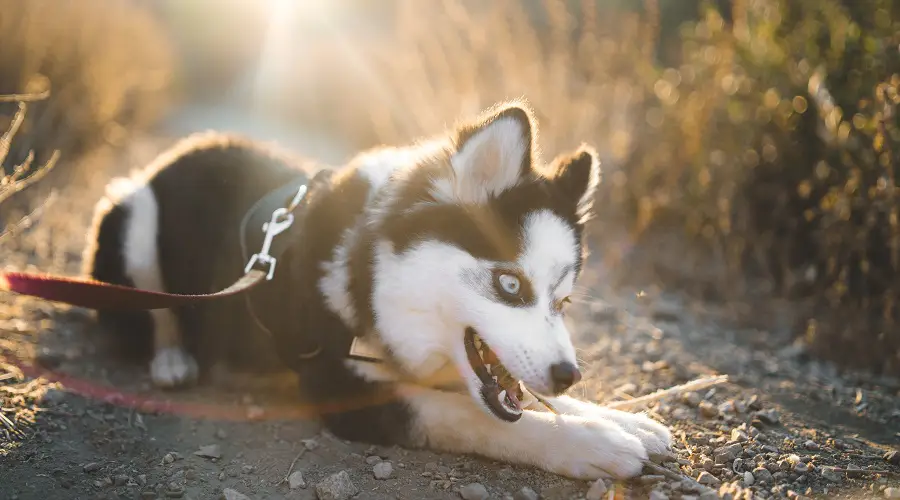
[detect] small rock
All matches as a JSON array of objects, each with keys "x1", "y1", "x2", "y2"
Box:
[
  {"x1": 794, "y1": 462, "x2": 811, "y2": 473},
  {"x1": 113, "y1": 475, "x2": 129, "y2": 486},
  {"x1": 241, "y1": 465, "x2": 254, "y2": 475},
  {"x1": 640, "y1": 475, "x2": 665, "y2": 484},
  {"x1": 215, "y1": 429, "x2": 227, "y2": 439},
  {"x1": 696, "y1": 471, "x2": 720, "y2": 486},
  {"x1": 698, "y1": 402, "x2": 719, "y2": 418},
  {"x1": 649, "y1": 490, "x2": 669, "y2": 500},
  {"x1": 365, "y1": 455, "x2": 382, "y2": 465},
  {"x1": 373, "y1": 461, "x2": 393, "y2": 480},
  {"x1": 714, "y1": 443, "x2": 743, "y2": 464},
  {"x1": 302, "y1": 439, "x2": 319, "y2": 450},
  {"x1": 820, "y1": 466, "x2": 842, "y2": 483},
  {"x1": 743, "y1": 471, "x2": 755, "y2": 486},
  {"x1": 315, "y1": 471, "x2": 359, "y2": 500},
  {"x1": 885, "y1": 487, "x2": 900, "y2": 499},
  {"x1": 514, "y1": 486, "x2": 540, "y2": 500},
  {"x1": 222, "y1": 488, "x2": 251, "y2": 500},
  {"x1": 732, "y1": 458, "x2": 744, "y2": 473},
  {"x1": 754, "y1": 409, "x2": 780, "y2": 425},
  {"x1": 459, "y1": 482, "x2": 489, "y2": 500},
  {"x1": 83, "y1": 462, "x2": 101, "y2": 473},
  {"x1": 683, "y1": 392, "x2": 702, "y2": 407},
  {"x1": 730, "y1": 429, "x2": 749, "y2": 442},
  {"x1": 194, "y1": 444, "x2": 222, "y2": 459},
  {"x1": 753, "y1": 467, "x2": 774, "y2": 484},
  {"x1": 803, "y1": 440, "x2": 819, "y2": 451},
  {"x1": 288, "y1": 470, "x2": 306, "y2": 489},
  {"x1": 585, "y1": 479, "x2": 608, "y2": 500},
  {"x1": 884, "y1": 451, "x2": 900, "y2": 466}
]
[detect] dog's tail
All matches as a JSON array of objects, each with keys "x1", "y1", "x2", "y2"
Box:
[{"x1": 81, "y1": 176, "x2": 158, "y2": 361}]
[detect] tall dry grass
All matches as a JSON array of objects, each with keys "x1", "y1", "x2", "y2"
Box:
[{"x1": 277, "y1": 0, "x2": 900, "y2": 374}]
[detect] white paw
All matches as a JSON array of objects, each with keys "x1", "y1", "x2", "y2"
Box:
[
  {"x1": 592, "y1": 407, "x2": 673, "y2": 456},
  {"x1": 541, "y1": 415, "x2": 649, "y2": 480},
  {"x1": 150, "y1": 347, "x2": 198, "y2": 388}
]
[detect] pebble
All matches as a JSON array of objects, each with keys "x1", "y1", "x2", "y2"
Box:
[
  {"x1": 373, "y1": 461, "x2": 393, "y2": 480},
  {"x1": 215, "y1": 428, "x2": 227, "y2": 439},
  {"x1": 731, "y1": 428, "x2": 749, "y2": 442},
  {"x1": 698, "y1": 402, "x2": 720, "y2": 418},
  {"x1": 514, "y1": 486, "x2": 539, "y2": 500},
  {"x1": 820, "y1": 466, "x2": 842, "y2": 483},
  {"x1": 315, "y1": 471, "x2": 359, "y2": 500},
  {"x1": 222, "y1": 488, "x2": 251, "y2": 500},
  {"x1": 649, "y1": 490, "x2": 669, "y2": 500},
  {"x1": 365, "y1": 455, "x2": 382, "y2": 465},
  {"x1": 743, "y1": 471, "x2": 755, "y2": 486},
  {"x1": 302, "y1": 439, "x2": 319, "y2": 450},
  {"x1": 640, "y1": 475, "x2": 666, "y2": 484},
  {"x1": 83, "y1": 462, "x2": 101, "y2": 473},
  {"x1": 885, "y1": 451, "x2": 900, "y2": 466},
  {"x1": 683, "y1": 392, "x2": 702, "y2": 407},
  {"x1": 794, "y1": 462, "x2": 811, "y2": 473},
  {"x1": 803, "y1": 440, "x2": 819, "y2": 451},
  {"x1": 753, "y1": 467, "x2": 773, "y2": 484},
  {"x1": 459, "y1": 482, "x2": 489, "y2": 500},
  {"x1": 194, "y1": 444, "x2": 222, "y2": 459},
  {"x1": 732, "y1": 458, "x2": 744, "y2": 473},
  {"x1": 714, "y1": 443, "x2": 743, "y2": 464},
  {"x1": 288, "y1": 470, "x2": 306, "y2": 489},
  {"x1": 585, "y1": 480, "x2": 608, "y2": 500},
  {"x1": 696, "y1": 471, "x2": 720, "y2": 486},
  {"x1": 885, "y1": 487, "x2": 900, "y2": 499},
  {"x1": 754, "y1": 409, "x2": 780, "y2": 426}
]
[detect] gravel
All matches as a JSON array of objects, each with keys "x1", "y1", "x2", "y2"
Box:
[
  {"x1": 459, "y1": 482, "x2": 489, "y2": 500},
  {"x1": 315, "y1": 470, "x2": 359, "y2": 500},
  {"x1": 372, "y1": 461, "x2": 394, "y2": 479}
]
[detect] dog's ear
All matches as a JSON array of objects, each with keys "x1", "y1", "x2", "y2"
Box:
[
  {"x1": 548, "y1": 145, "x2": 601, "y2": 222},
  {"x1": 447, "y1": 102, "x2": 536, "y2": 203}
]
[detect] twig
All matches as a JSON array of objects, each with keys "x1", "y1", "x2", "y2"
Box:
[
  {"x1": 827, "y1": 467, "x2": 899, "y2": 477},
  {"x1": 0, "y1": 90, "x2": 50, "y2": 103},
  {"x1": 606, "y1": 375, "x2": 729, "y2": 410},
  {"x1": 0, "y1": 150, "x2": 60, "y2": 206},
  {"x1": 0, "y1": 188, "x2": 58, "y2": 242},
  {"x1": 279, "y1": 448, "x2": 307, "y2": 485},
  {"x1": 642, "y1": 461, "x2": 715, "y2": 494}
]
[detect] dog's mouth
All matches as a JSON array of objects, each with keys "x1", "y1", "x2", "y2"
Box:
[{"x1": 464, "y1": 327, "x2": 525, "y2": 422}]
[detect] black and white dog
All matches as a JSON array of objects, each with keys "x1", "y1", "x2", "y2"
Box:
[{"x1": 82, "y1": 101, "x2": 671, "y2": 479}]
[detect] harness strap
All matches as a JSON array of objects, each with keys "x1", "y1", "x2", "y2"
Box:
[{"x1": 0, "y1": 175, "x2": 314, "y2": 311}]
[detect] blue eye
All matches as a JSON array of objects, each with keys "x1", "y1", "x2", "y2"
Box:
[{"x1": 498, "y1": 274, "x2": 521, "y2": 295}]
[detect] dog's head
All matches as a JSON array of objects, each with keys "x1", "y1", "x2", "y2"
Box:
[{"x1": 370, "y1": 101, "x2": 600, "y2": 423}]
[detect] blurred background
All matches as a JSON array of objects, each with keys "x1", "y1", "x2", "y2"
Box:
[{"x1": 0, "y1": 0, "x2": 898, "y2": 378}]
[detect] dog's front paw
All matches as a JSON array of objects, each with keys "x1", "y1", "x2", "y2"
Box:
[
  {"x1": 150, "y1": 347, "x2": 198, "y2": 389},
  {"x1": 542, "y1": 415, "x2": 649, "y2": 480},
  {"x1": 593, "y1": 408, "x2": 672, "y2": 456}
]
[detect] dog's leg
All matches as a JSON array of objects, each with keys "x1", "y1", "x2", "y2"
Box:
[
  {"x1": 527, "y1": 394, "x2": 672, "y2": 456},
  {"x1": 121, "y1": 184, "x2": 197, "y2": 388},
  {"x1": 403, "y1": 387, "x2": 658, "y2": 480}
]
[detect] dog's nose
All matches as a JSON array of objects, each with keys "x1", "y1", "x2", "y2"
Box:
[{"x1": 549, "y1": 362, "x2": 582, "y2": 393}]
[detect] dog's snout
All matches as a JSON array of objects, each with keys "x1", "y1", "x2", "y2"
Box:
[{"x1": 549, "y1": 361, "x2": 581, "y2": 393}]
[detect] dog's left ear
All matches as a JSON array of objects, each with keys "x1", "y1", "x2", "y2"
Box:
[
  {"x1": 548, "y1": 145, "x2": 601, "y2": 222},
  {"x1": 447, "y1": 103, "x2": 536, "y2": 203}
]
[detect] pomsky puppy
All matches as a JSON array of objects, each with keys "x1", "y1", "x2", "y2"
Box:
[{"x1": 82, "y1": 101, "x2": 672, "y2": 479}]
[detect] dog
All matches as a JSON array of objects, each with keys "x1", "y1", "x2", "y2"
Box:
[{"x1": 82, "y1": 101, "x2": 672, "y2": 480}]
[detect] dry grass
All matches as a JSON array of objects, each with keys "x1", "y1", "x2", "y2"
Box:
[
  {"x1": 0, "y1": 0, "x2": 175, "y2": 174},
  {"x1": 276, "y1": 0, "x2": 900, "y2": 374}
]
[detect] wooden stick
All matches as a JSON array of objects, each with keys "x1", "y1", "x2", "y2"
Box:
[{"x1": 606, "y1": 375, "x2": 729, "y2": 410}]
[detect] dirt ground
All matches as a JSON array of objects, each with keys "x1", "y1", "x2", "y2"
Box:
[{"x1": 1, "y1": 131, "x2": 899, "y2": 500}]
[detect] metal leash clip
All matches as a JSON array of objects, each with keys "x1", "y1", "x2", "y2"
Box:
[{"x1": 244, "y1": 184, "x2": 308, "y2": 280}]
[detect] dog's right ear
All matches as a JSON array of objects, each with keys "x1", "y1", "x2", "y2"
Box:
[
  {"x1": 548, "y1": 145, "x2": 601, "y2": 224},
  {"x1": 444, "y1": 102, "x2": 537, "y2": 204}
]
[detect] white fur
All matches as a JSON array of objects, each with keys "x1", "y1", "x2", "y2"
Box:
[
  {"x1": 431, "y1": 117, "x2": 527, "y2": 204},
  {"x1": 318, "y1": 227, "x2": 358, "y2": 327},
  {"x1": 118, "y1": 180, "x2": 197, "y2": 388},
  {"x1": 404, "y1": 387, "x2": 667, "y2": 480}
]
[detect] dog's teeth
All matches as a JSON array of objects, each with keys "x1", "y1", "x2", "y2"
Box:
[{"x1": 498, "y1": 389, "x2": 507, "y2": 404}]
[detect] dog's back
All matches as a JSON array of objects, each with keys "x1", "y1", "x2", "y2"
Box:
[{"x1": 82, "y1": 133, "x2": 316, "y2": 384}]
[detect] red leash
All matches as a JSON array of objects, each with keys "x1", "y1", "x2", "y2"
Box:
[
  {"x1": 0, "y1": 269, "x2": 268, "y2": 310},
  {"x1": 0, "y1": 181, "x2": 310, "y2": 311}
]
